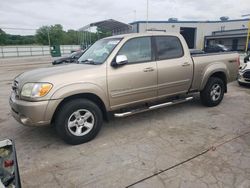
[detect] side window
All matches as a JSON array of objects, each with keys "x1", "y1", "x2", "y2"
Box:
[
  {"x1": 155, "y1": 36, "x2": 184, "y2": 60},
  {"x1": 118, "y1": 37, "x2": 152, "y2": 63}
]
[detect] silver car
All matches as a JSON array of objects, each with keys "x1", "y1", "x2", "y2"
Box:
[{"x1": 238, "y1": 62, "x2": 250, "y2": 86}]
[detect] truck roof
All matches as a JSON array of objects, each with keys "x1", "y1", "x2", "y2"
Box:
[{"x1": 106, "y1": 32, "x2": 181, "y2": 39}]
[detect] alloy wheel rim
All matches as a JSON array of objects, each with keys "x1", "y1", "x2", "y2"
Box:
[
  {"x1": 67, "y1": 109, "x2": 95, "y2": 136},
  {"x1": 210, "y1": 84, "x2": 221, "y2": 101}
]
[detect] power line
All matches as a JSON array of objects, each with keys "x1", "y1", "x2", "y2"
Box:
[
  {"x1": 242, "y1": 14, "x2": 250, "y2": 17},
  {"x1": 0, "y1": 27, "x2": 37, "y2": 30}
]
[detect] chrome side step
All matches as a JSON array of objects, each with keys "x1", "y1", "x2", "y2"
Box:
[{"x1": 114, "y1": 96, "x2": 193, "y2": 118}]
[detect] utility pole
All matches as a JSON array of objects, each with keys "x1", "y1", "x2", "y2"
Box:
[
  {"x1": 134, "y1": 10, "x2": 137, "y2": 22},
  {"x1": 146, "y1": 0, "x2": 149, "y2": 32},
  {"x1": 242, "y1": 14, "x2": 250, "y2": 52},
  {"x1": 246, "y1": 22, "x2": 250, "y2": 52},
  {"x1": 47, "y1": 28, "x2": 51, "y2": 47}
]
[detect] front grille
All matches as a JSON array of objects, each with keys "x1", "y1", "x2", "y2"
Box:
[
  {"x1": 243, "y1": 71, "x2": 250, "y2": 80},
  {"x1": 12, "y1": 80, "x2": 20, "y2": 98},
  {"x1": 11, "y1": 107, "x2": 18, "y2": 114}
]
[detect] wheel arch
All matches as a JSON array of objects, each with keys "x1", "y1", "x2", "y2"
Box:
[
  {"x1": 200, "y1": 64, "x2": 229, "y2": 93},
  {"x1": 51, "y1": 93, "x2": 108, "y2": 124},
  {"x1": 209, "y1": 71, "x2": 227, "y2": 92}
]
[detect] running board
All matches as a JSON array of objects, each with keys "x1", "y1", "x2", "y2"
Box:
[{"x1": 114, "y1": 96, "x2": 194, "y2": 118}]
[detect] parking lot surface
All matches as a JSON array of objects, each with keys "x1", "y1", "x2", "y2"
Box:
[{"x1": 0, "y1": 56, "x2": 250, "y2": 188}]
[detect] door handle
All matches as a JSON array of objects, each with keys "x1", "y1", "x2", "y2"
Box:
[
  {"x1": 143, "y1": 67, "x2": 154, "y2": 72},
  {"x1": 182, "y1": 62, "x2": 190, "y2": 67}
]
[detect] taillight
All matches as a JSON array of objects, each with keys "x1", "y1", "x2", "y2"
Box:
[{"x1": 4, "y1": 160, "x2": 14, "y2": 168}]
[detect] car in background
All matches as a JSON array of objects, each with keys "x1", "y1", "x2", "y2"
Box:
[
  {"x1": 190, "y1": 49, "x2": 205, "y2": 55},
  {"x1": 204, "y1": 44, "x2": 230, "y2": 53},
  {"x1": 238, "y1": 62, "x2": 250, "y2": 86},
  {"x1": 52, "y1": 50, "x2": 85, "y2": 65},
  {"x1": 244, "y1": 54, "x2": 250, "y2": 63}
]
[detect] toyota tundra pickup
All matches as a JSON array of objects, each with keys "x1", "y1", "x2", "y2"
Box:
[{"x1": 9, "y1": 33, "x2": 239, "y2": 145}]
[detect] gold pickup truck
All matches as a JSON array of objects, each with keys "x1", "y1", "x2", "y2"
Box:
[{"x1": 9, "y1": 33, "x2": 239, "y2": 145}]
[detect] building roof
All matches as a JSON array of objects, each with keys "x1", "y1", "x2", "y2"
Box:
[
  {"x1": 204, "y1": 28, "x2": 248, "y2": 39},
  {"x1": 130, "y1": 18, "x2": 250, "y2": 25},
  {"x1": 212, "y1": 28, "x2": 248, "y2": 35},
  {"x1": 80, "y1": 19, "x2": 132, "y2": 32},
  {"x1": 105, "y1": 31, "x2": 182, "y2": 39}
]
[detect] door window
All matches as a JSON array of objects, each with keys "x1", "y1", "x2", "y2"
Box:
[
  {"x1": 155, "y1": 36, "x2": 184, "y2": 60},
  {"x1": 118, "y1": 37, "x2": 152, "y2": 63}
]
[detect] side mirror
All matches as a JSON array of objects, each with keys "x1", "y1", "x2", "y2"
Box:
[
  {"x1": 116, "y1": 55, "x2": 128, "y2": 65},
  {"x1": 111, "y1": 55, "x2": 128, "y2": 67}
]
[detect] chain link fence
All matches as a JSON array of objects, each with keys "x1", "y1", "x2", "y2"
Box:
[{"x1": 0, "y1": 45, "x2": 80, "y2": 58}]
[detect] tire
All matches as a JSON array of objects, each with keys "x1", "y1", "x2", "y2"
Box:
[
  {"x1": 200, "y1": 77, "x2": 225, "y2": 107},
  {"x1": 55, "y1": 99, "x2": 103, "y2": 145}
]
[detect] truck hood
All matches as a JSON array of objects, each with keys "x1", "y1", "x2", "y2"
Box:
[{"x1": 15, "y1": 63, "x2": 104, "y2": 87}]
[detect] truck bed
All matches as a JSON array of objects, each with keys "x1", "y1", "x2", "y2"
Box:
[{"x1": 190, "y1": 52, "x2": 239, "y2": 91}]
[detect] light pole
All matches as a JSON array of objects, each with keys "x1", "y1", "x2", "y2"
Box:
[
  {"x1": 146, "y1": 0, "x2": 149, "y2": 32},
  {"x1": 47, "y1": 28, "x2": 51, "y2": 47},
  {"x1": 133, "y1": 10, "x2": 137, "y2": 22},
  {"x1": 242, "y1": 14, "x2": 250, "y2": 52}
]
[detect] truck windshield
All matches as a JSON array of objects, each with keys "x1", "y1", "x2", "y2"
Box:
[{"x1": 78, "y1": 38, "x2": 122, "y2": 64}]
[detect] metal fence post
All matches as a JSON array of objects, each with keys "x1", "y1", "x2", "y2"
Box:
[
  {"x1": 42, "y1": 46, "x2": 44, "y2": 56},
  {"x1": 1, "y1": 46, "x2": 4, "y2": 58},
  {"x1": 16, "y1": 46, "x2": 19, "y2": 57}
]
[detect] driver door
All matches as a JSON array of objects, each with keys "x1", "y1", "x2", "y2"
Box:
[{"x1": 107, "y1": 37, "x2": 157, "y2": 110}]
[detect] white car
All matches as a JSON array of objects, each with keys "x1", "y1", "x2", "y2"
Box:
[{"x1": 238, "y1": 62, "x2": 250, "y2": 86}]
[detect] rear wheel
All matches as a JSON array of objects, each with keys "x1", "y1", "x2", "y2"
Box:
[
  {"x1": 200, "y1": 77, "x2": 225, "y2": 107},
  {"x1": 55, "y1": 99, "x2": 103, "y2": 145}
]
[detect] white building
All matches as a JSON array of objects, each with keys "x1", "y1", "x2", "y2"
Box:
[{"x1": 130, "y1": 19, "x2": 250, "y2": 50}]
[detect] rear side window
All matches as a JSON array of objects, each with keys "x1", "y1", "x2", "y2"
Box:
[
  {"x1": 118, "y1": 37, "x2": 152, "y2": 63},
  {"x1": 155, "y1": 36, "x2": 184, "y2": 60}
]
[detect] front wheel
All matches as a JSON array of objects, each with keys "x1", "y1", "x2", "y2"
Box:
[
  {"x1": 55, "y1": 99, "x2": 103, "y2": 145},
  {"x1": 200, "y1": 77, "x2": 225, "y2": 107}
]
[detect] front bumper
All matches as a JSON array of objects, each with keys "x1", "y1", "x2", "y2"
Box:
[
  {"x1": 9, "y1": 93, "x2": 51, "y2": 127},
  {"x1": 238, "y1": 72, "x2": 250, "y2": 84}
]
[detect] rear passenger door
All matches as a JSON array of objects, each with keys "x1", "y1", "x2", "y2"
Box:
[{"x1": 154, "y1": 36, "x2": 193, "y2": 98}]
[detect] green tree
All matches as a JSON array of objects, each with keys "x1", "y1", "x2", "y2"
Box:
[
  {"x1": 96, "y1": 27, "x2": 112, "y2": 39},
  {"x1": 36, "y1": 24, "x2": 64, "y2": 45},
  {"x1": 62, "y1": 29, "x2": 79, "y2": 45},
  {"x1": 0, "y1": 29, "x2": 7, "y2": 45},
  {"x1": 35, "y1": 26, "x2": 50, "y2": 45},
  {"x1": 50, "y1": 24, "x2": 64, "y2": 45}
]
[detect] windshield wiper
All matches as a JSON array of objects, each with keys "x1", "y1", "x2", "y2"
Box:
[{"x1": 79, "y1": 59, "x2": 97, "y2": 65}]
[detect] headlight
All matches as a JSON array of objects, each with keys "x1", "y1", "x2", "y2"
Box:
[
  {"x1": 241, "y1": 64, "x2": 247, "y2": 70},
  {"x1": 21, "y1": 83, "x2": 53, "y2": 98}
]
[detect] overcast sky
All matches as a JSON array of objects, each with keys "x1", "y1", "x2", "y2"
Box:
[{"x1": 1, "y1": 0, "x2": 250, "y2": 35}]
